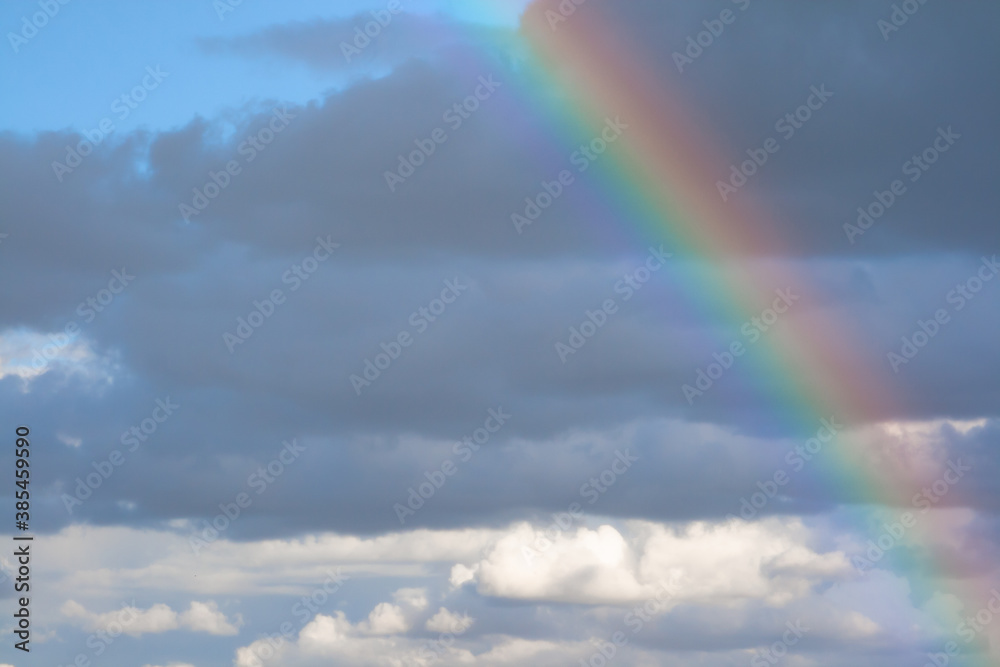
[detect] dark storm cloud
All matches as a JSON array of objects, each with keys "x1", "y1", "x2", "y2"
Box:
[
  {"x1": 0, "y1": 0, "x2": 997, "y2": 544},
  {"x1": 566, "y1": 0, "x2": 1000, "y2": 256},
  {"x1": 213, "y1": 0, "x2": 1000, "y2": 255}
]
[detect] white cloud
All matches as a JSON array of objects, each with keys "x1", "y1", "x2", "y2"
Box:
[
  {"x1": 38, "y1": 518, "x2": 950, "y2": 666},
  {"x1": 43, "y1": 524, "x2": 503, "y2": 598},
  {"x1": 357, "y1": 587, "x2": 428, "y2": 635},
  {"x1": 61, "y1": 599, "x2": 178, "y2": 637},
  {"x1": 449, "y1": 563, "x2": 478, "y2": 588},
  {"x1": 0, "y1": 327, "x2": 118, "y2": 389},
  {"x1": 391, "y1": 587, "x2": 429, "y2": 611},
  {"x1": 242, "y1": 613, "x2": 589, "y2": 667},
  {"x1": 61, "y1": 599, "x2": 240, "y2": 637},
  {"x1": 179, "y1": 600, "x2": 243, "y2": 636},
  {"x1": 195, "y1": 515, "x2": 957, "y2": 667},
  {"x1": 43, "y1": 520, "x2": 847, "y2": 608},
  {"x1": 425, "y1": 607, "x2": 473, "y2": 633},
  {"x1": 360, "y1": 602, "x2": 409, "y2": 635},
  {"x1": 471, "y1": 518, "x2": 851, "y2": 606},
  {"x1": 233, "y1": 588, "x2": 480, "y2": 666},
  {"x1": 57, "y1": 432, "x2": 82, "y2": 448}
]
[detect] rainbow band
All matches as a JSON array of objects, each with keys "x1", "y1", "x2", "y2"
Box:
[{"x1": 508, "y1": 5, "x2": 989, "y2": 662}]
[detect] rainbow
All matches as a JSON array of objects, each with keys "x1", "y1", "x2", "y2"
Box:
[{"x1": 471, "y1": 2, "x2": 994, "y2": 662}]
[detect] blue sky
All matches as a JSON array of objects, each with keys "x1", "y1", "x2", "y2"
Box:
[{"x1": 0, "y1": 0, "x2": 528, "y2": 135}]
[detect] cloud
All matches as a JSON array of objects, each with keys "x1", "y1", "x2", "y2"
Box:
[
  {"x1": 239, "y1": 605, "x2": 566, "y2": 667},
  {"x1": 60, "y1": 599, "x2": 241, "y2": 637},
  {"x1": 179, "y1": 600, "x2": 243, "y2": 636},
  {"x1": 198, "y1": 12, "x2": 507, "y2": 77},
  {"x1": 61, "y1": 599, "x2": 178, "y2": 637},
  {"x1": 3, "y1": 34, "x2": 1000, "y2": 548},
  {"x1": 360, "y1": 602, "x2": 409, "y2": 635},
  {"x1": 425, "y1": 607, "x2": 473, "y2": 633},
  {"x1": 358, "y1": 588, "x2": 427, "y2": 635},
  {"x1": 390, "y1": 587, "x2": 429, "y2": 611},
  {"x1": 469, "y1": 518, "x2": 851, "y2": 605},
  {"x1": 34, "y1": 514, "x2": 975, "y2": 665},
  {"x1": 40, "y1": 517, "x2": 846, "y2": 608},
  {"x1": 234, "y1": 588, "x2": 478, "y2": 667},
  {"x1": 6, "y1": 1, "x2": 1000, "y2": 665},
  {"x1": 0, "y1": 328, "x2": 117, "y2": 388}
]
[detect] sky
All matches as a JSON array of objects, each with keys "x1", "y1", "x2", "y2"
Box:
[{"x1": 1, "y1": 0, "x2": 999, "y2": 665}]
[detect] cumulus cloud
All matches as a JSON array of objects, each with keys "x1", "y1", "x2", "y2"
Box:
[
  {"x1": 390, "y1": 587, "x2": 429, "y2": 611},
  {"x1": 61, "y1": 599, "x2": 178, "y2": 637},
  {"x1": 468, "y1": 518, "x2": 850, "y2": 605},
  {"x1": 360, "y1": 602, "x2": 409, "y2": 635},
  {"x1": 354, "y1": 587, "x2": 427, "y2": 635},
  {"x1": 425, "y1": 607, "x2": 474, "y2": 633},
  {"x1": 60, "y1": 599, "x2": 241, "y2": 637},
  {"x1": 178, "y1": 600, "x2": 243, "y2": 636},
  {"x1": 36, "y1": 514, "x2": 966, "y2": 665},
  {"x1": 448, "y1": 563, "x2": 478, "y2": 588},
  {"x1": 240, "y1": 607, "x2": 572, "y2": 667},
  {"x1": 235, "y1": 589, "x2": 479, "y2": 667}
]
